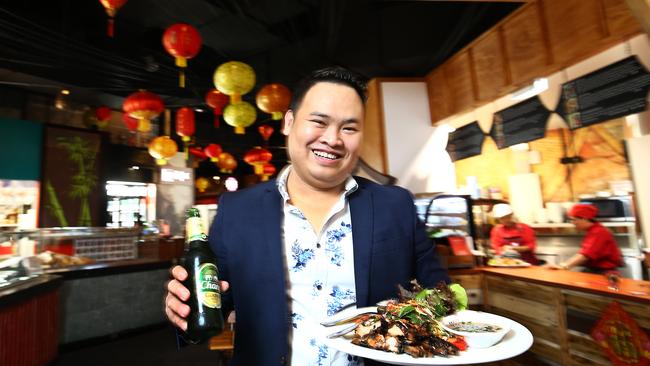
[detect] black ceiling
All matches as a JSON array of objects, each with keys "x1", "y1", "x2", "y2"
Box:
[{"x1": 0, "y1": 0, "x2": 521, "y2": 109}]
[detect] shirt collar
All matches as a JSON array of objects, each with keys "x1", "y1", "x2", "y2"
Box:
[{"x1": 276, "y1": 164, "x2": 358, "y2": 202}]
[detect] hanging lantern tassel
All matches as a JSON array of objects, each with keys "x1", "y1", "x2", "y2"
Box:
[
  {"x1": 107, "y1": 17, "x2": 115, "y2": 37},
  {"x1": 100, "y1": 0, "x2": 128, "y2": 38},
  {"x1": 176, "y1": 57, "x2": 187, "y2": 88}
]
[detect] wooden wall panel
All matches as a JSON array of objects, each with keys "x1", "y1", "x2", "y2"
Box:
[
  {"x1": 502, "y1": 3, "x2": 551, "y2": 86},
  {"x1": 360, "y1": 79, "x2": 388, "y2": 174},
  {"x1": 472, "y1": 30, "x2": 510, "y2": 101},
  {"x1": 425, "y1": 68, "x2": 451, "y2": 124},
  {"x1": 602, "y1": 0, "x2": 643, "y2": 38},
  {"x1": 543, "y1": 0, "x2": 608, "y2": 67},
  {"x1": 444, "y1": 51, "x2": 476, "y2": 114}
]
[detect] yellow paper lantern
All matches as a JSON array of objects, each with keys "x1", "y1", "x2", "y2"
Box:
[
  {"x1": 148, "y1": 136, "x2": 178, "y2": 165},
  {"x1": 214, "y1": 61, "x2": 255, "y2": 103},
  {"x1": 223, "y1": 101, "x2": 256, "y2": 134}
]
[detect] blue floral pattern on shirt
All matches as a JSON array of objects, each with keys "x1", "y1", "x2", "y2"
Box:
[
  {"x1": 310, "y1": 339, "x2": 329, "y2": 366},
  {"x1": 325, "y1": 222, "x2": 352, "y2": 266},
  {"x1": 327, "y1": 286, "x2": 356, "y2": 316},
  {"x1": 312, "y1": 280, "x2": 323, "y2": 297},
  {"x1": 291, "y1": 313, "x2": 303, "y2": 329},
  {"x1": 290, "y1": 240, "x2": 314, "y2": 272}
]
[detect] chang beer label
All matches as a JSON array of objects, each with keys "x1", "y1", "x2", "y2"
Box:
[
  {"x1": 186, "y1": 216, "x2": 208, "y2": 242},
  {"x1": 196, "y1": 263, "x2": 221, "y2": 308}
]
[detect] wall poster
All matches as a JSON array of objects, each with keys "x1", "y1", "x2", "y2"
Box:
[{"x1": 40, "y1": 126, "x2": 103, "y2": 227}]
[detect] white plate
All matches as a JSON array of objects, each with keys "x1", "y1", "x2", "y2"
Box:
[{"x1": 321, "y1": 307, "x2": 533, "y2": 365}]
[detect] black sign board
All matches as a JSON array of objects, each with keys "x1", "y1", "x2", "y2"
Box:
[
  {"x1": 556, "y1": 56, "x2": 650, "y2": 129},
  {"x1": 489, "y1": 96, "x2": 550, "y2": 149},
  {"x1": 446, "y1": 121, "x2": 485, "y2": 162}
]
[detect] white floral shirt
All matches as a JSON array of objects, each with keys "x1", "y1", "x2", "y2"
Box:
[{"x1": 277, "y1": 166, "x2": 363, "y2": 366}]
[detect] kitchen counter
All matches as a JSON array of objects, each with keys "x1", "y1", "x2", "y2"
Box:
[
  {"x1": 0, "y1": 274, "x2": 62, "y2": 366},
  {"x1": 480, "y1": 266, "x2": 650, "y2": 303},
  {"x1": 463, "y1": 266, "x2": 650, "y2": 365}
]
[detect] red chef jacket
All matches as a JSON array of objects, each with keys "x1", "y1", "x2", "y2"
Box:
[
  {"x1": 579, "y1": 222, "x2": 623, "y2": 271},
  {"x1": 490, "y1": 223, "x2": 539, "y2": 265}
]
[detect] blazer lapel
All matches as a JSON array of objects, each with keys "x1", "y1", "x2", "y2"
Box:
[
  {"x1": 261, "y1": 183, "x2": 288, "y2": 307},
  {"x1": 350, "y1": 184, "x2": 373, "y2": 306}
]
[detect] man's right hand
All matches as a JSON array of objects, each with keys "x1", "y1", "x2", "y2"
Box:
[{"x1": 165, "y1": 265, "x2": 229, "y2": 331}]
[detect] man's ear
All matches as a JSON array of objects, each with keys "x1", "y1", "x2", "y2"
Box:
[{"x1": 282, "y1": 110, "x2": 294, "y2": 136}]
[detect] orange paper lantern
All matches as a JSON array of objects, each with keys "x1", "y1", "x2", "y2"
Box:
[
  {"x1": 99, "y1": 0, "x2": 128, "y2": 37},
  {"x1": 205, "y1": 89, "x2": 229, "y2": 128},
  {"x1": 244, "y1": 146, "x2": 272, "y2": 175},
  {"x1": 123, "y1": 90, "x2": 164, "y2": 133},
  {"x1": 162, "y1": 23, "x2": 202, "y2": 88},
  {"x1": 148, "y1": 136, "x2": 178, "y2": 165},
  {"x1": 217, "y1": 152, "x2": 237, "y2": 173},
  {"x1": 195, "y1": 177, "x2": 210, "y2": 193},
  {"x1": 256, "y1": 83, "x2": 291, "y2": 120},
  {"x1": 204, "y1": 143, "x2": 223, "y2": 162}
]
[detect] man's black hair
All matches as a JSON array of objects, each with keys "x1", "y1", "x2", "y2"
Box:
[{"x1": 289, "y1": 66, "x2": 368, "y2": 111}]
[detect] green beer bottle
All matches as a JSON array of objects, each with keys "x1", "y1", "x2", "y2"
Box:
[{"x1": 182, "y1": 208, "x2": 224, "y2": 343}]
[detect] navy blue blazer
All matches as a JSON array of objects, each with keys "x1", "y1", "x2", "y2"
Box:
[{"x1": 208, "y1": 176, "x2": 449, "y2": 365}]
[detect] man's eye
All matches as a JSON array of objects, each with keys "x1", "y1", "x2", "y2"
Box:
[
  {"x1": 342, "y1": 126, "x2": 358, "y2": 132},
  {"x1": 309, "y1": 120, "x2": 326, "y2": 126}
]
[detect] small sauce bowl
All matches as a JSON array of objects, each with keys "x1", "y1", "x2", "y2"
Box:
[{"x1": 441, "y1": 310, "x2": 512, "y2": 349}]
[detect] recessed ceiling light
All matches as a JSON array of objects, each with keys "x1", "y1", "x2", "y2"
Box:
[{"x1": 60, "y1": 89, "x2": 70, "y2": 95}]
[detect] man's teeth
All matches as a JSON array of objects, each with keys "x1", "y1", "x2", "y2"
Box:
[{"x1": 313, "y1": 150, "x2": 338, "y2": 159}]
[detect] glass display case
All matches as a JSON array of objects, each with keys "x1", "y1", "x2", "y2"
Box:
[
  {"x1": 415, "y1": 194, "x2": 475, "y2": 240},
  {"x1": 0, "y1": 227, "x2": 140, "y2": 262}
]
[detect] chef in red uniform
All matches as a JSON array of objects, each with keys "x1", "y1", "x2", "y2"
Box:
[
  {"x1": 490, "y1": 203, "x2": 539, "y2": 265},
  {"x1": 548, "y1": 203, "x2": 623, "y2": 273}
]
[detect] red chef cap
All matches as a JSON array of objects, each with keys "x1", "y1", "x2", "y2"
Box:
[{"x1": 568, "y1": 204, "x2": 598, "y2": 219}]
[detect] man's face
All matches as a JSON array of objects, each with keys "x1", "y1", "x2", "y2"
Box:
[
  {"x1": 282, "y1": 82, "x2": 364, "y2": 190},
  {"x1": 570, "y1": 217, "x2": 591, "y2": 230}
]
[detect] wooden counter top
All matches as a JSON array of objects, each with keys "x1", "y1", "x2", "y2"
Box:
[{"x1": 480, "y1": 266, "x2": 650, "y2": 303}]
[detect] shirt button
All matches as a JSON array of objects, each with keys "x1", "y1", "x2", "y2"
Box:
[
  {"x1": 316, "y1": 284, "x2": 322, "y2": 290},
  {"x1": 317, "y1": 243, "x2": 321, "y2": 248},
  {"x1": 280, "y1": 356, "x2": 286, "y2": 365},
  {"x1": 348, "y1": 355, "x2": 353, "y2": 361}
]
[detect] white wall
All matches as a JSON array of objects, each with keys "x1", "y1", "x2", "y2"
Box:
[{"x1": 381, "y1": 82, "x2": 455, "y2": 193}]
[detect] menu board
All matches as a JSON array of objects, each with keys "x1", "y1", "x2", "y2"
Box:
[
  {"x1": 556, "y1": 56, "x2": 650, "y2": 130},
  {"x1": 489, "y1": 96, "x2": 550, "y2": 149},
  {"x1": 446, "y1": 121, "x2": 485, "y2": 162}
]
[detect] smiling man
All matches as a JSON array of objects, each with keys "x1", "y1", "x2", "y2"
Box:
[{"x1": 165, "y1": 66, "x2": 449, "y2": 365}]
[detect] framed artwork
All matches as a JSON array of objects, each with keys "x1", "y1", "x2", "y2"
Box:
[{"x1": 40, "y1": 125, "x2": 103, "y2": 227}]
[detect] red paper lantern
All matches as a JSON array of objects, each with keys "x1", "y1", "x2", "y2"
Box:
[
  {"x1": 175, "y1": 107, "x2": 195, "y2": 142},
  {"x1": 205, "y1": 89, "x2": 229, "y2": 128},
  {"x1": 244, "y1": 146, "x2": 272, "y2": 175},
  {"x1": 99, "y1": 0, "x2": 128, "y2": 37},
  {"x1": 204, "y1": 144, "x2": 223, "y2": 162},
  {"x1": 162, "y1": 24, "x2": 202, "y2": 88},
  {"x1": 217, "y1": 152, "x2": 237, "y2": 173},
  {"x1": 256, "y1": 83, "x2": 291, "y2": 120},
  {"x1": 95, "y1": 106, "x2": 112, "y2": 122},
  {"x1": 260, "y1": 162, "x2": 276, "y2": 181},
  {"x1": 123, "y1": 90, "x2": 164, "y2": 133},
  {"x1": 122, "y1": 113, "x2": 138, "y2": 131},
  {"x1": 188, "y1": 147, "x2": 207, "y2": 160},
  {"x1": 258, "y1": 124, "x2": 274, "y2": 142}
]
